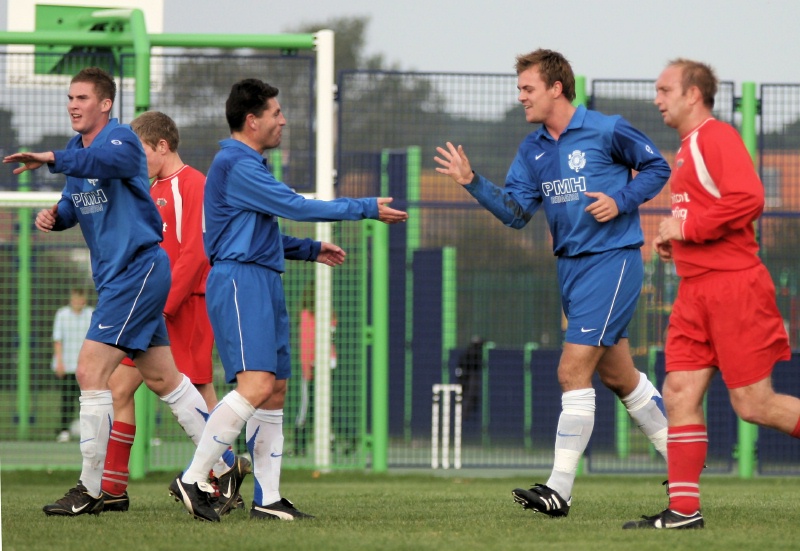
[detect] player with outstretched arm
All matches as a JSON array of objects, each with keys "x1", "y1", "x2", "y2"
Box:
[
  {"x1": 435, "y1": 49, "x2": 671, "y2": 519},
  {"x1": 170, "y1": 78, "x2": 407, "y2": 522},
  {"x1": 3, "y1": 67, "x2": 210, "y2": 517}
]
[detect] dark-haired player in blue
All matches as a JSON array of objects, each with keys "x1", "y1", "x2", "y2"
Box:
[
  {"x1": 172, "y1": 78, "x2": 408, "y2": 522},
  {"x1": 4, "y1": 67, "x2": 210, "y2": 516},
  {"x1": 435, "y1": 49, "x2": 671, "y2": 518}
]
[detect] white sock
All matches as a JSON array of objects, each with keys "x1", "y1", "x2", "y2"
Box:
[
  {"x1": 182, "y1": 391, "x2": 254, "y2": 484},
  {"x1": 78, "y1": 390, "x2": 113, "y2": 496},
  {"x1": 247, "y1": 408, "x2": 284, "y2": 506},
  {"x1": 546, "y1": 388, "x2": 595, "y2": 500},
  {"x1": 621, "y1": 372, "x2": 668, "y2": 460},
  {"x1": 159, "y1": 374, "x2": 208, "y2": 446},
  {"x1": 212, "y1": 457, "x2": 230, "y2": 478}
]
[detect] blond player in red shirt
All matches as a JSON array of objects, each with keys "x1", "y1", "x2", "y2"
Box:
[
  {"x1": 624, "y1": 59, "x2": 800, "y2": 530},
  {"x1": 101, "y1": 112, "x2": 246, "y2": 514}
]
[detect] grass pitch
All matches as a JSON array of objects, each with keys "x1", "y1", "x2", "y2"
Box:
[{"x1": 2, "y1": 469, "x2": 799, "y2": 551}]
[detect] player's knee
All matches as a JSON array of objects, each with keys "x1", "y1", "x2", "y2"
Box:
[
  {"x1": 729, "y1": 382, "x2": 779, "y2": 426},
  {"x1": 110, "y1": 385, "x2": 135, "y2": 406},
  {"x1": 598, "y1": 372, "x2": 627, "y2": 396},
  {"x1": 141, "y1": 373, "x2": 170, "y2": 395},
  {"x1": 730, "y1": 397, "x2": 767, "y2": 425}
]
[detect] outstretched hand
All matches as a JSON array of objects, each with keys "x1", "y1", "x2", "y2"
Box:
[
  {"x1": 376, "y1": 197, "x2": 408, "y2": 224},
  {"x1": 316, "y1": 242, "x2": 346, "y2": 267},
  {"x1": 3, "y1": 151, "x2": 55, "y2": 175},
  {"x1": 434, "y1": 142, "x2": 474, "y2": 185}
]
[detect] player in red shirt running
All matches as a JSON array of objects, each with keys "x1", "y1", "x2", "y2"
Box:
[{"x1": 624, "y1": 59, "x2": 800, "y2": 530}]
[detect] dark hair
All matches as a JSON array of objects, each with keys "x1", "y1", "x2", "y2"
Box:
[
  {"x1": 668, "y1": 58, "x2": 718, "y2": 110},
  {"x1": 131, "y1": 111, "x2": 180, "y2": 152},
  {"x1": 514, "y1": 49, "x2": 576, "y2": 102},
  {"x1": 225, "y1": 78, "x2": 280, "y2": 132},
  {"x1": 71, "y1": 67, "x2": 116, "y2": 103}
]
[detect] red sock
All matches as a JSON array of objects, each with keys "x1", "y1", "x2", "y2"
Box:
[
  {"x1": 101, "y1": 421, "x2": 136, "y2": 495},
  {"x1": 666, "y1": 424, "x2": 707, "y2": 515},
  {"x1": 792, "y1": 417, "x2": 800, "y2": 439}
]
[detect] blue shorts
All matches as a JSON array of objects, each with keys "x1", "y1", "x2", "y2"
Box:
[
  {"x1": 86, "y1": 246, "x2": 170, "y2": 352},
  {"x1": 206, "y1": 261, "x2": 291, "y2": 383},
  {"x1": 557, "y1": 248, "x2": 643, "y2": 347}
]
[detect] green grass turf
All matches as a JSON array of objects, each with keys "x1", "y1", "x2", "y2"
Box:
[{"x1": 2, "y1": 470, "x2": 799, "y2": 550}]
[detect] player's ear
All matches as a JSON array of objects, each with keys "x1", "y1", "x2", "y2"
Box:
[{"x1": 688, "y1": 85, "x2": 703, "y2": 106}]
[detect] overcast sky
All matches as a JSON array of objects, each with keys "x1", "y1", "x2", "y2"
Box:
[
  {"x1": 1, "y1": 0, "x2": 798, "y2": 84},
  {"x1": 156, "y1": 0, "x2": 798, "y2": 85}
]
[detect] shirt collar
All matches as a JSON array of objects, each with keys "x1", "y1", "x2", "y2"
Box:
[{"x1": 533, "y1": 104, "x2": 587, "y2": 142}]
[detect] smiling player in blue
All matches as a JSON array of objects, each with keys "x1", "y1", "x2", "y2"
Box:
[
  {"x1": 435, "y1": 49, "x2": 671, "y2": 518},
  {"x1": 4, "y1": 67, "x2": 210, "y2": 517},
  {"x1": 171, "y1": 78, "x2": 408, "y2": 522}
]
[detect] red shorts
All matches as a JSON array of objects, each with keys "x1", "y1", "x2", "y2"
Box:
[
  {"x1": 665, "y1": 263, "x2": 790, "y2": 389},
  {"x1": 120, "y1": 294, "x2": 214, "y2": 385}
]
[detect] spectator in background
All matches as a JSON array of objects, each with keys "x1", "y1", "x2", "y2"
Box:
[
  {"x1": 51, "y1": 288, "x2": 93, "y2": 443},
  {"x1": 456, "y1": 335, "x2": 484, "y2": 421}
]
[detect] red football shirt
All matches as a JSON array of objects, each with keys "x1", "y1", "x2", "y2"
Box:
[
  {"x1": 150, "y1": 165, "x2": 210, "y2": 317},
  {"x1": 669, "y1": 118, "x2": 764, "y2": 278}
]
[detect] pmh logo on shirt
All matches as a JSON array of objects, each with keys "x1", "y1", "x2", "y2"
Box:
[
  {"x1": 568, "y1": 150, "x2": 586, "y2": 172},
  {"x1": 72, "y1": 189, "x2": 108, "y2": 215}
]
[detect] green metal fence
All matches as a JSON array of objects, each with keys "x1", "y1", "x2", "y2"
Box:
[{"x1": 1, "y1": 21, "x2": 799, "y2": 477}]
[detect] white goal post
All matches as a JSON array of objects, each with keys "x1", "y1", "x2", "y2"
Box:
[{"x1": 0, "y1": 191, "x2": 62, "y2": 207}]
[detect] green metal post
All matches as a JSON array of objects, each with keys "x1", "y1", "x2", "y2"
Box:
[
  {"x1": 16, "y1": 161, "x2": 31, "y2": 440},
  {"x1": 128, "y1": 9, "x2": 151, "y2": 115},
  {"x1": 441, "y1": 247, "x2": 457, "y2": 384},
  {"x1": 615, "y1": 400, "x2": 630, "y2": 459},
  {"x1": 405, "y1": 147, "x2": 421, "y2": 442},
  {"x1": 480, "y1": 341, "x2": 495, "y2": 447},
  {"x1": 647, "y1": 345, "x2": 659, "y2": 459},
  {"x1": 737, "y1": 82, "x2": 758, "y2": 479},
  {"x1": 148, "y1": 34, "x2": 316, "y2": 50},
  {"x1": 360, "y1": 224, "x2": 371, "y2": 456},
  {"x1": 573, "y1": 75, "x2": 587, "y2": 107},
  {"x1": 0, "y1": 31, "x2": 317, "y2": 50},
  {"x1": 371, "y1": 221, "x2": 390, "y2": 472},
  {"x1": 269, "y1": 149, "x2": 283, "y2": 181},
  {"x1": 523, "y1": 342, "x2": 538, "y2": 450},
  {"x1": 125, "y1": 10, "x2": 152, "y2": 474},
  {"x1": 129, "y1": 384, "x2": 152, "y2": 479},
  {"x1": 0, "y1": 29, "x2": 317, "y2": 116}
]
